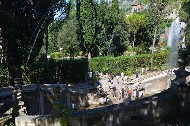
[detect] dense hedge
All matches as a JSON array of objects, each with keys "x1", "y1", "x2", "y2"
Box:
[
  {"x1": 89, "y1": 51, "x2": 168, "y2": 76},
  {"x1": 0, "y1": 51, "x2": 168, "y2": 85},
  {"x1": 23, "y1": 58, "x2": 88, "y2": 84}
]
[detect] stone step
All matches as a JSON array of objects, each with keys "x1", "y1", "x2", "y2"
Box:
[
  {"x1": 19, "y1": 101, "x2": 24, "y2": 105},
  {"x1": 176, "y1": 119, "x2": 186, "y2": 126}
]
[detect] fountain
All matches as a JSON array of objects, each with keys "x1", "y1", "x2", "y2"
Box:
[{"x1": 167, "y1": 17, "x2": 181, "y2": 69}]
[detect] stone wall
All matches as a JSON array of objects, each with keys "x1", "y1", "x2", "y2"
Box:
[
  {"x1": 15, "y1": 115, "x2": 60, "y2": 126},
  {"x1": 14, "y1": 73, "x2": 180, "y2": 126},
  {"x1": 143, "y1": 76, "x2": 171, "y2": 95},
  {"x1": 15, "y1": 89, "x2": 178, "y2": 126},
  {"x1": 1, "y1": 72, "x2": 172, "y2": 116},
  {"x1": 15, "y1": 79, "x2": 190, "y2": 126},
  {"x1": 68, "y1": 89, "x2": 178, "y2": 126}
]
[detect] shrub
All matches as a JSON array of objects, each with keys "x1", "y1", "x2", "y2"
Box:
[
  {"x1": 23, "y1": 58, "x2": 88, "y2": 84},
  {"x1": 89, "y1": 51, "x2": 168, "y2": 76},
  {"x1": 50, "y1": 52, "x2": 64, "y2": 59},
  {"x1": 0, "y1": 65, "x2": 9, "y2": 87}
]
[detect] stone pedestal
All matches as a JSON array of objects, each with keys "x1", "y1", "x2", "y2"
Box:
[
  {"x1": 172, "y1": 49, "x2": 190, "y2": 116},
  {"x1": 36, "y1": 84, "x2": 44, "y2": 115},
  {"x1": 38, "y1": 91, "x2": 44, "y2": 115},
  {"x1": 171, "y1": 50, "x2": 190, "y2": 87},
  {"x1": 12, "y1": 83, "x2": 26, "y2": 118},
  {"x1": 15, "y1": 115, "x2": 60, "y2": 126},
  {"x1": 178, "y1": 87, "x2": 190, "y2": 116},
  {"x1": 65, "y1": 90, "x2": 71, "y2": 107}
]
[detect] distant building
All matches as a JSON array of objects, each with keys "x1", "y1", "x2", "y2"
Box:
[
  {"x1": 131, "y1": 4, "x2": 144, "y2": 14},
  {"x1": 164, "y1": 9, "x2": 178, "y2": 19}
]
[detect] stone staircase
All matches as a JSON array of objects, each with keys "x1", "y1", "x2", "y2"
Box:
[
  {"x1": 0, "y1": 93, "x2": 13, "y2": 125},
  {"x1": 0, "y1": 100, "x2": 13, "y2": 114}
]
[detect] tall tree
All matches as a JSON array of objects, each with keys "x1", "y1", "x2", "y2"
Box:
[
  {"x1": 0, "y1": 0, "x2": 68, "y2": 119},
  {"x1": 96, "y1": 1, "x2": 114, "y2": 56},
  {"x1": 96, "y1": 0, "x2": 128, "y2": 56},
  {"x1": 111, "y1": 0, "x2": 128, "y2": 56},
  {"x1": 125, "y1": 13, "x2": 147, "y2": 47},
  {"x1": 76, "y1": 0, "x2": 128, "y2": 57},
  {"x1": 57, "y1": 16, "x2": 80, "y2": 58},
  {"x1": 0, "y1": 0, "x2": 67, "y2": 86},
  {"x1": 78, "y1": 0, "x2": 98, "y2": 57},
  {"x1": 112, "y1": 0, "x2": 119, "y2": 14},
  {"x1": 142, "y1": 0, "x2": 175, "y2": 69},
  {"x1": 180, "y1": 0, "x2": 190, "y2": 47}
]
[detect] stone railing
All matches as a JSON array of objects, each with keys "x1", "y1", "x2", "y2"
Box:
[
  {"x1": 69, "y1": 89, "x2": 178, "y2": 126},
  {"x1": 15, "y1": 88, "x2": 178, "y2": 126}
]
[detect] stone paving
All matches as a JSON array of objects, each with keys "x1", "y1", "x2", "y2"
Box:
[{"x1": 98, "y1": 70, "x2": 172, "y2": 104}]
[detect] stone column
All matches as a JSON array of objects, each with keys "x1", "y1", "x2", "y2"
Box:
[
  {"x1": 37, "y1": 84, "x2": 44, "y2": 115},
  {"x1": 177, "y1": 87, "x2": 190, "y2": 115},
  {"x1": 65, "y1": 90, "x2": 71, "y2": 107},
  {"x1": 12, "y1": 78, "x2": 26, "y2": 118},
  {"x1": 0, "y1": 28, "x2": 3, "y2": 63},
  {"x1": 171, "y1": 50, "x2": 190, "y2": 87},
  {"x1": 171, "y1": 50, "x2": 190, "y2": 115},
  {"x1": 39, "y1": 91, "x2": 44, "y2": 115}
]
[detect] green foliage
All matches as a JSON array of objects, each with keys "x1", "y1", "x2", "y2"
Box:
[
  {"x1": 89, "y1": 50, "x2": 168, "y2": 76},
  {"x1": 97, "y1": 1, "x2": 129, "y2": 56},
  {"x1": 135, "y1": 42, "x2": 151, "y2": 54},
  {"x1": 0, "y1": 0, "x2": 68, "y2": 86},
  {"x1": 42, "y1": 21, "x2": 63, "y2": 55},
  {"x1": 125, "y1": 13, "x2": 147, "y2": 33},
  {"x1": 23, "y1": 58, "x2": 88, "y2": 84},
  {"x1": 52, "y1": 101, "x2": 72, "y2": 126},
  {"x1": 50, "y1": 52, "x2": 64, "y2": 59},
  {"x1": 21, "y1": 66, "x2": 32, "y2": 84},
  {"x1": 78, "y1": 0, "x2": 98, "y2": 56},
  {"x1": 0, "y1": 0, "x2": 66, "y2": 65},
  {"x1": 180, "y1": 0, "x2": 190, "y2": 47},
  {"x1": 76, "y1": 0, "x2": 129, "y2": 57},
  {"x1": 141, "y1": 0, "x2": 177, "y2": 51},
  {"x1": 57, "y1": 15, "x2": 80, "y2": 57},
  {"x1": 0, "y1": 65, "x2": 9, "y2": 87},
  {"x1": 102, "y1": 65, "x2": 109, "y2": 73},
  {"x1": 5, "y1": 122, "x2": 14, "y2": 126},
  {"x1": 125, "y1": 13, "x2": 152, "y2": 47},
  {"x1": 112, "y1": 0, "x2": 119, "y2": 14}
]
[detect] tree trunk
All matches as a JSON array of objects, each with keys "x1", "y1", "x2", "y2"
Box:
[
  {"x1": 2, "y1": 36, "x2": 25, "y2": 119},
  {"x1": 45, "y1": 27, "x2": 49, "y2": 59},
  {"x1": 133, "y1": 33, "x2": 136, "y2": 48},
  {"x1": 3, "y1": 41, "x2": 22, "y2": 86},
  {"x1": 151, "y1": 23, "x2": 158, "y2": 70}
]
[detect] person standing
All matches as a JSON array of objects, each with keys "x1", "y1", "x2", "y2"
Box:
[
  {"x1": 119, "y1": 89, "x2": 122, "y2": 100},
  {"x1": 108, "y1": 76, "x2": 112, "y2": 89},
  {"x1": 136, "y1": 89, "x2": 139, "y2": 99},
  {"x1": 141, "y1": 68, "x2": 145, "y2": 75},
  {"x1": 121, "y1": 72, "x2": 124, "y2": 84},
  {"x1": 112, "y1": 86, "x2": 117, "y2": 98},
  {"x1": 124, "y1": 76, "x2": 128, "y2": 85},
  {"x1": 145, "y1": 64, "x2": 148, "y2": 73},
  {"x1": 135, "y1": 69, "x2": 139, "y2": 78},
  {"x1": 127, "y1": 89, "x2": 132, "y2": 101},
  {"x1": 71, "y1": 102, "x2": 77, "y2": 111},
  {"x1": 121, "y1": 88, "x2": 125, "y2": 99},
  {"x1": 124, "y1": 86, "x2": 128, "y2": 97},
  {"x1": 116, "y1": 75, "x2": 119, "y2": 84},
  {"x1": 140, "y1": 93, "x2": 144, "y2": 99}
]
